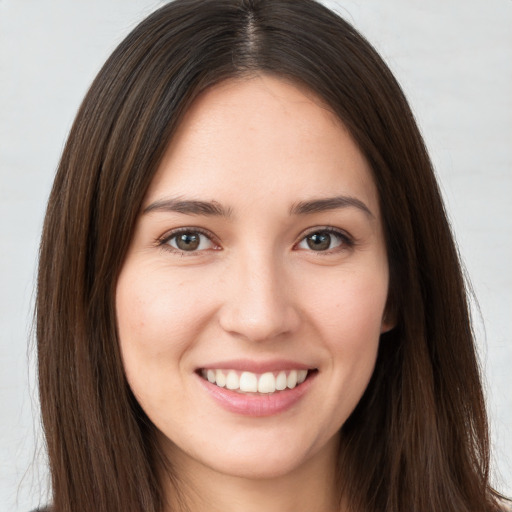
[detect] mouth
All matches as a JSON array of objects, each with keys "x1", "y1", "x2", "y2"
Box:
[{"x1": 198, "y1": 368, "x2": 317, "y2": 394}]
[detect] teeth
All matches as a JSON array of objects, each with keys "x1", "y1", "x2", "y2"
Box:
[
  {"x1": 258, "y1": 372, "x2": 275, "y2": 393},
  {"x1": 201, "y1": 369, "x2": 310, "y2": 394},
  {"x1": 215, "y1": 369, "x2": 226, "y2": 387},
  {"x1": 226, "y1": 370, "x2": 239, "y2": 390},
  {"x1": 287, "y1": 370, "x2": 297, "y2": 388},
  {"x1": 239, "y1": 372, "x2": 258, "y2": 392},
  {"x1": 275, "y1": 371, "x2": 287, "y2": 391}
]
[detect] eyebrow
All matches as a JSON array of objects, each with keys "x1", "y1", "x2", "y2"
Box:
[
  {"x1": 143, "y1": 195, "x2": 374, "y2": 219},
  {"x1": 143, "y1": 197, "x2": 232, "y2": 217},
  {"x1": 289, "y1": 195, "x2": 374, "y2": 218}
]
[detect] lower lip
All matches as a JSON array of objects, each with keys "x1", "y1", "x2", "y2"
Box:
[{"x1": 196, "y1": 371, "x2": 317, "y2": 417}]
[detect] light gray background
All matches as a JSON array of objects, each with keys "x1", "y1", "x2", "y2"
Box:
[{"x1": 1, "y1": 1, "x2": 511, "y2": 510}]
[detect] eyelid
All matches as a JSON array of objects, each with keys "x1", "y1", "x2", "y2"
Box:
[
  {"x1": 155, "y1": 225, "x2": 354, "y2": 255},
  {"x1": 294, "y1": 226, "x2": 354, "y2": 252},
  {"x1": 156, "y1": 226, "x2": 221, "y2": 254}
]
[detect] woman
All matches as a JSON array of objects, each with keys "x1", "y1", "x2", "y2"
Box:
[{"x1": 35, "y1": 0, "x2": 510, "y2": 511}]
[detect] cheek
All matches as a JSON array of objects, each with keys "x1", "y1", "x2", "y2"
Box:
[
  {"x1": 307, "y1": 265, "x2": 389, "y2": 339},
  {"x1": 307, "y1": 271, "x2": 387, "y2": 423},
  {"x1": 304, "y1": 264, "x2": 388, "y2": 392},
  {"x1": 115, "y1": 268, "x2": 209, "y2": 387}
]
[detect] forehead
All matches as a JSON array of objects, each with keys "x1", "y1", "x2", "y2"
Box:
[{"x1": 145, "y1": 75, "x2": 379, "y2": 214}]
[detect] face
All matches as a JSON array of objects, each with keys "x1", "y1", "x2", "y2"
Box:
[{"x1": 116, "y1": 75, "x2": 392, "y2": 482}]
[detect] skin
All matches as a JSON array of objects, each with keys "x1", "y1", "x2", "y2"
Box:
[{"x1": 116, "y1": 75, "x2": 393, "y2": 512}]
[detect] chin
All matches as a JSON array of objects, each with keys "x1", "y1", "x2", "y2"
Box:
[
  {"x1": 160, "y1": 426, "x2": 340, "y2": 483},
  {"x1": 194, "y1": 452, "x2": 313, "y2": 481}
]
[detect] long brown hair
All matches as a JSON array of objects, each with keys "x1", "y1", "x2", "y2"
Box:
[{"x1": 36, "y1": 1, "x2": 505, "y2": 511}]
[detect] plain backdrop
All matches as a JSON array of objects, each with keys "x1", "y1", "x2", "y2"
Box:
[{"x1": 1, "y1": 1, "x2": 511, "y2": 510}]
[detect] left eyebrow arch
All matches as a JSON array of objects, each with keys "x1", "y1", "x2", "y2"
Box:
[
  {"x1": 290, "y1": 195, "x2": 374, "y2": 219},
  {"x1": 143, "y1": 198, "x2": 232, "y2": 217}
]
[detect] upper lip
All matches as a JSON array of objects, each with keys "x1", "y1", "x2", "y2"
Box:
[{"x1": 198, "y1": 359, "x2": 315, "y2": 373}]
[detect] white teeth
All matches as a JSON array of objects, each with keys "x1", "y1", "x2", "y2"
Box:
[
  {"x1": 239, "y1": 372, "x2": 258, "y2": 392},
  {"x1": 226, "y1": 370, "x2": 239, "y2": 390},
  {"x1": 258, "y1": 372, "x2": 276, "y2": 393},
  {"x1": 287, "y1": 370, "x2": 298, "y2": 388},
  {"x1": 275, "y1": 371, "x2": 287, "y2": 391},
  {"x1": 215, "y1": 369, "x2": 226, "y2": 387},
  {"x1": 202, "y1": 368, "x2": 310, "y2": 394}
]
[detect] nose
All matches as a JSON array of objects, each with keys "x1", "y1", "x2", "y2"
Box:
[{"x1": 218, "y1": 251, "x2": 301, "y2": 343}]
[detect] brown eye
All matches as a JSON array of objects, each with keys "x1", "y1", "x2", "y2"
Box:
[
  {"x1": 175, "y1": 232, "x2": 200, "y2": 251},
  {"x1": 297, "y1": 230, "x2": 346, "y2": 252},
  {"x1": 166, "y1": 231, "x2": 214, "y2": 252},
  {"x1": 306, "y1": 232, "x2": 332, "y2": 251}
]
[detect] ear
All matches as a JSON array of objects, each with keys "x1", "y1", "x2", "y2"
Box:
[
  {"x1": 380, "y1": 298, "x2": 397, "y2": 334},
  {"x1": 380, "y1": 314, "x2": 396, "y2": 334}
]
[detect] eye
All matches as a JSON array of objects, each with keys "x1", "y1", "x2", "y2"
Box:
[
  {"x1": 162, "y1": 229, "x2": 217, "y2": 253},
  {"x1": 296, "y1": 229, "x2": 351, "y2": 252}
]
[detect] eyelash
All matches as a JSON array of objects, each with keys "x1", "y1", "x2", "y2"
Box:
[
  {"x1": 296, "y1": 227, "x2": 354, "y2": 254},
  {"x1": 156, "y1": 226, "x2": 354, "y2": 256},
  {"x1": 157, "y1": 227, "x2": 220, "y2": 255}
]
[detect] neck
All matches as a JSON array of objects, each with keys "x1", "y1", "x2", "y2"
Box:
[{"x1": 161, "y1": 435, "x2": 343, "y2": 512}]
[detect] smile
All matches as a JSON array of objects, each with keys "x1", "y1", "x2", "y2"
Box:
[{"x1": 200, "y1": 369, "x2": 309, "y2": 394}]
